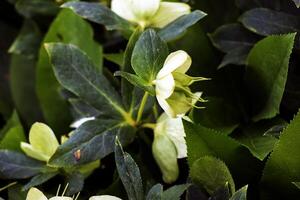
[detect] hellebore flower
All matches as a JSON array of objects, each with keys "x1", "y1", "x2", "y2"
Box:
[
  {"x1": 152, "y1": 113, "x2": 187, "y2": 183},
  {"x1": 111, "y1": 0, "x2": 191, "y2": 28},
  {"x1": 21, "y1": 123, "x2": 59, "y2": 162},
  {"x1": 26, "y1": 188, "x2": 122, "y2": 200},
  {"x1": 154, "y1": 50, "x2": 207, "y2": 118}
]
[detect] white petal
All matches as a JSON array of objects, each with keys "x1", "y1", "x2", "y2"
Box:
[
  {"x1": 21, "y1": 142, "x2": 50, "y2": 162},
  {"x1": 49, "y1": 197, "x2": 73, "y2": 200},
  {"x1": 151, "y1": 2, "x2": 191, "y2": 28},
  {"x1": 70, "y1": 117, "x2": 96, "y2": 129},
  {"x1": 157, "y1": 51, "x2": 191, "y2": 79},
  {"x1": 89, "y1": 195, "x2": 122, "y2": 200},
  {"x1": 130, "y1": 0, "x2": 160, "y2": 20},
  {"x1": 155, "y1": 74, "x2": 175, "y2": 99},
  {"x1": 26, "y1": 188, "x2": 48, "y2": 200},
  {"x1": 29, "y1": 123, "x2": 59, "y2": 158},
  {"x1": 156, "y1": 96, "x2": 176, "y2": 118},
  {"x1": 111, "y1": 0, "x2": 137, "y2": 22},
  {"x1": 163, "y1": 116, "x2": 187, "y2": 158}
]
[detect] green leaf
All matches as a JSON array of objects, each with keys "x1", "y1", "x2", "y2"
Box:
[
  {"x1": 49, "y1": 120, "x2": 135, "y2": 167},
  {"x1": 0, "y1": 111, "x2": 25, "y2": 152},
  {"x1": 233, "y1": 118, "x2": 285, "y2": 161},
  {"x1": 115, "y1": 71, "x2": 155, "y2": 95},
  {"x1": 66, "y1": 172, "x2": 84, "y2": 196},
  {"x1": 62, "y1": 2, "x2": 133, "y2": 36},
  {"x1": 36, "y1": 9, "x2": 103, "y2": 133},
  {"x1": 230, "y1": 185, "x2": 248, "y2": 200},
  {"x1": 262, "y1": 110, "x2": 300, "y2": 196},
  {"x1": 0, "y1": 150, "x2": 46, "y2": 179},
  {"x1": 190, "y1": 156, "x2": 235, "y2": 195},
  {"x1": 158, "y1": 10, "x2": 207, "y2": 41},
  {"x1": 218, "y1": 46, "x2": 251, "y2": 69},
  {"x1": 115, "y1": 137, "x2": 144, "y2": 200},
  {"x1": 209, "y1": 23, "x2": 259, "y2": 53},
  {"x1": 162, "y1": 184, "x2": 190, "y2": 200},
  {"x1": 9, "y1": 20, "x2": 43, "y2": 126},
  {"x1": 15, "y1": 0, "x2": 58, "y2": 18},
  {"x1": 8, "y1": 184, "x2": 27, "y2": 200},
  {"x1": 239, "y1": 8, "x2": 300, "y2": 36},
  {"x1": 104, "y1": 53, "x2": 124, "y2": 67},
  {"x1": 146, "y1": 184, "x2": 163, "y2": 200},
  {"x1": 8, "y1": 20, "x2": 41, "y2": 58},
  {"x1": 23, "y1": 172, "x2": 58, "y2": 191},
  {"x1": 131, "y1": 29, "x2": 168, "y2": 82},
  {"x1": 292, "y1": 0, "x2": 300, "y2": 8},
  {"x1": 245, "y1": 33, "x2": 296, "y2": 121},
  {"x1": 45, "y1": 43, "x2": 129, "y2": 122}
]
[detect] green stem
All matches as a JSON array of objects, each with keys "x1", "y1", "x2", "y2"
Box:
[
  {"x1": 142, "y1": 123, "x2": 156, "y2": 130},
  {"x1": 0, "y1": 182, "x2": 17, "y2": 192},
  {"x1": 136, "y1": 92, "x2": 149, "y2": 123}
]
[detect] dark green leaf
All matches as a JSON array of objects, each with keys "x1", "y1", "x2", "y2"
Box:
[
  {"x1": 209, "y1": 184, "x2": 230, "y2": 200},
  {"x1": 62, "y1": 2, "x2": 133, "y2": 35},
  {"x1": 158, "y1": 10, "x2": 207, "y2": 41},
  {"x1": 23, "y1": 172, "x2": 58, "y2": 191},
  {"x1": 233, "y1": 118, "x2": 286, "y2": 161},
  {"x1": 37, "y1": 9, "x2": 103, "y2": 133},
  {"x1": 66, "y1": 172, "x2": 84, "y2": 196},
  {"x1": 218, "y1": 46, "x2": 251, "y2": 69},
  {"x1": 209, "y1": 23, "x2": 259, "y2": 53},
  {"x1": 132, "y1": 29, "x2": 168, "y2": 82},
  {"x1": 49, "y1": 120, "x2": 135, "y2": 167},
  {"x1": 230, "y1": 185, "x2": 248, "y2": 200},
  {"x1": 239, "y1": 8, "x2": 300, "y2": 36},
  {"x1": 0, "y1": 111, "x2": 25, "y2": 152},
  {"x1": 245, "y1": 33, "x2": 296, "y2": 121},
  {"x1": 8, "y1": 20, "x2": 41, "y2": 58},
  {"x1": 8, "y1": 184, "x2": 27, "y2": 200},
  {"x1": 146, "y1": 184, "x2": 163, "y2": 200},
  {"x1": 115, "y1": 137, "x2": 144, "y2": 200},
  {"x1": 262, "y1": 110, "x2": 300, "y2": 196},
  {"x1": 0, "y1": 150, "x2": 46, "y2": 179},
  {"x1": 115, "y1": 71, "x2": 155, "y2": 95},
  {"x1": 190, "y1": 156, "x2": 235, "y2": 195},
  {"x1": 45, "y1": 43, "x2": 129, "y2": 122},
  {"x1": 162, "y1": 184, "x2": 190, "y2": 200},
  {"x1": 69, "y1": 98, "x2": 101, "y2": 119},
  {"x1": 15, "y1": 0, "x2": 58, "y2": 18},
  {"x1": 104, "y1": 53, "x2": 124, "y2": 67}
]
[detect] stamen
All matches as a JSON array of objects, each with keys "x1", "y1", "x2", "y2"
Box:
[
  {"x1": 74, "y1": 192, "x2": 81, "y2": 200},
  {"x1": 61, "y1": 183, "x2": 69, "y2": 196},
  {"x1": 56, "y1": 184, "x2": 61, "y2": 196}
]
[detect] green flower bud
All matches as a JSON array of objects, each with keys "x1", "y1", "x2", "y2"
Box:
[{"x1": 152, "y1": 132, "x2": 179, "y2": 184}]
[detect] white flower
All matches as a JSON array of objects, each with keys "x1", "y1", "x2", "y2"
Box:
[
  {"x1": 155, "y1": 113, "x2": 187, "y2": 158},
  {"x1": 26, "y1": 188, "x2": 72, "y2": 200},
  {"x1": 111, "y1": 0, "x2": 191, "y2": 28},
  {"x1": 154, "y1": 50, "x2": 204, "y2": 118},
  {"x1": 89, "y1": 196, "x2": 122, "y2": 200},
  {"x1": 21, "y1": 123, "x2": 59, "y2": 162}
]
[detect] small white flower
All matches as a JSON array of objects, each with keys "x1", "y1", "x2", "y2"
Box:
[
  {"x1": 154, "y1": 50, "x2": 203, "y2": 118},
  {"x1": 155, "y1": 113, "x2": 187, "y2": 158},
  {"x1": 89, "y1": 195, "x2": 122, "y2": 200},
  {"x1": 21, "y1": 123, "x2": 59, "y2": 162},
  {"x1": 26, "y1": 188, "x2": 72, "y2": 200},
  {"x1": 111, "y1": 0, "x2": 191, "y2": 28}
]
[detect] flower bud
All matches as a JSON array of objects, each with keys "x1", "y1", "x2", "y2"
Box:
[{"x1": 152, "y1": 132, "x2": 179, "y2": 184}]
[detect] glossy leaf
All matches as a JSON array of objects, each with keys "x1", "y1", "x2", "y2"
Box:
[
  {"x1": 262, "y1": 110, "x2": 300, "y2": 197},
  {"x1": 190, "y1": 156, "x2": 235, "y2": 195},
  {"x1": 62, "y1": 2, "x2": 133, "y2": 35},
  {"x1": 146, "y1": 184, "x2": 163, "y2": 200},
  {"x1": 49, "y1": 120, "x2": 135, "y2": 167},
  {"x1": 45, "y1": 43, "x2": 128, "y2": 121},
  {"x1": 131, "y1": 29, "x2": 168, "y2": 82},
  {"x1": 115, "y1": 138, "x2": 144, "y2": 200},
  {"x1": 245, "y1": 33, "x2": 296, "y2": 121},
  {"x1": 0, "y1": 150, "x2": 46, "y2": 179},
  {"x1": 158, "y1": 10, "x2": 207, "y2": 41},
  {"x1": 36, "y1": 9, "x2": 103, "y2": 133},
  {"x1": 162, "y1": 184, "x2": 190, "y2": 200},
  {"x1": 15, "y1": 0, "x2": 58, "y2": 18},
  {"x1": 240, "y1": 8, "x2": 300, "y2": 36}
]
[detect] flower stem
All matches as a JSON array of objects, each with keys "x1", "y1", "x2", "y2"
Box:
[{"x1": 136, "y1": 92, "x2": 149, "y2": 123}]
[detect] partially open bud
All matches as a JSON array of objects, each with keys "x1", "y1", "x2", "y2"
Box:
[{"x1": 152, "y1": 132, "x2": 179, "y2": 184}]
